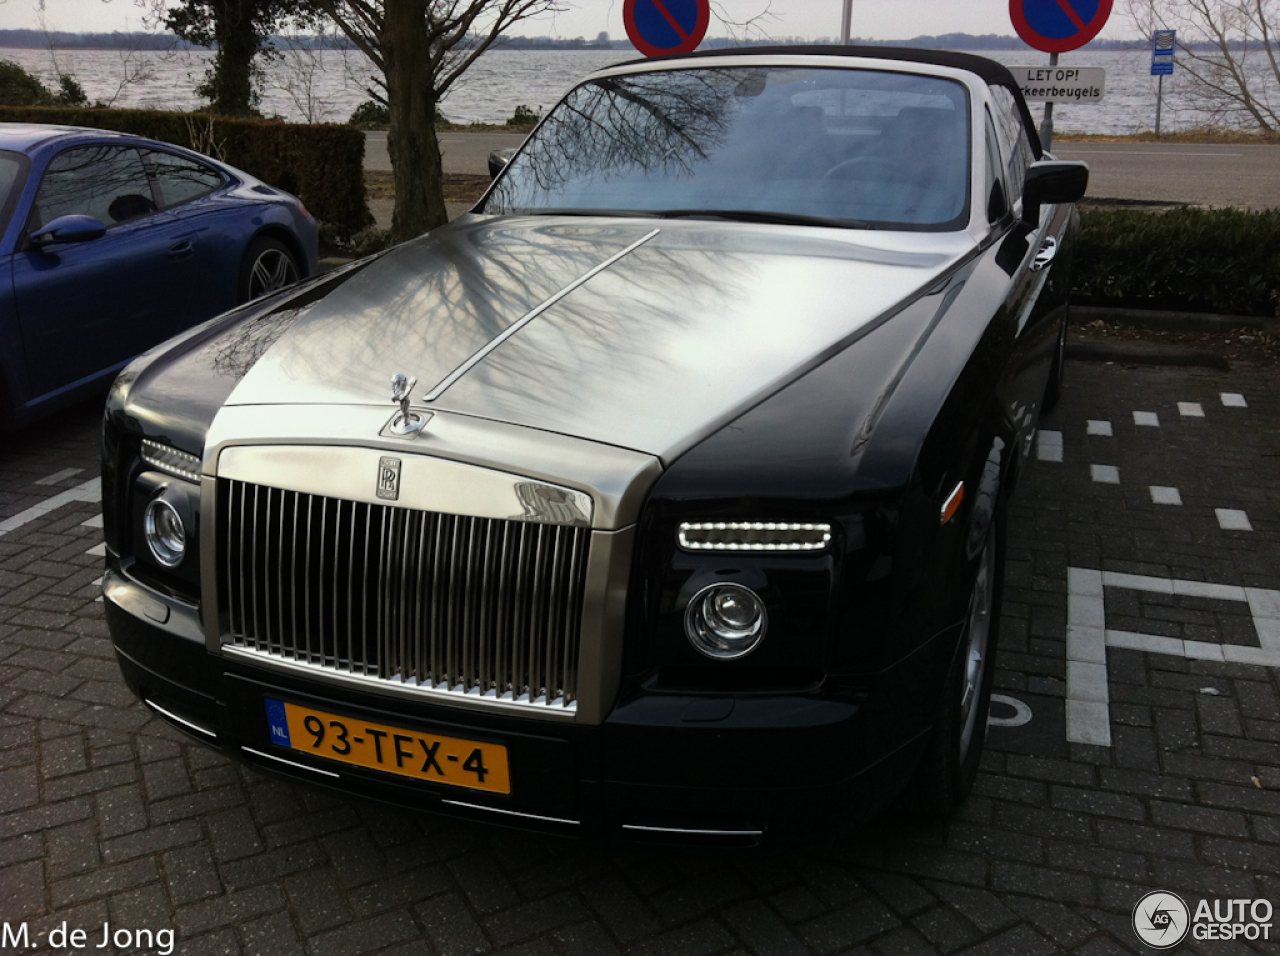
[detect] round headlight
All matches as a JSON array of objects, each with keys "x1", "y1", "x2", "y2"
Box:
[
  {"x1": 144, "y1": 498, "x2": 186, "y2": 568},
  {"x1": 684, "y1": 583, "x2": 767, "y2": 660}
]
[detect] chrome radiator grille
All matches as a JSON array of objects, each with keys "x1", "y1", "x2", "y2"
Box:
[{"x1": 217, "y1": 478, "x2": 590, "y2": 711}]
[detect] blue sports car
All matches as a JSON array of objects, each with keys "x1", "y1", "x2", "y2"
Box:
[{"x1": 0, "y1": 124, "x2": 318, "y2": 430}]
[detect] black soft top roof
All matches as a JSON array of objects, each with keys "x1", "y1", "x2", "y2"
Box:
[{"x1": 613, "y1": 45, "x2": 1043, "y2": 158}]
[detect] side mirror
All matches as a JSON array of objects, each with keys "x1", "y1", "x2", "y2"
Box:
[
  {"x1": 1022, "y1": 161, "x2": 1089, "y2": 226},
  {"x1": 30, "y1": 214, "x2": 107, "y2": 247},
  {"x1": 488, "y1": 148, "x2": 517, "y2": 179}
]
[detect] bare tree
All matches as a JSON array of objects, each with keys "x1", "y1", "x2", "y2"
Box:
[
  {"x1": 265, "y1": 27, "x2": 344, "y2": 122},
  {"x1": 1125, "y1": 0, "x2": 1280, "y2": 130},
  {"x1": 309, "y1": 1, "x2": 568, "y2": 241}
]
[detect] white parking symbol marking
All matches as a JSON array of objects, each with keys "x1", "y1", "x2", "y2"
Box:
[{"x1": 1065, "y1": 568, "x2": 1280, "y2": 746}]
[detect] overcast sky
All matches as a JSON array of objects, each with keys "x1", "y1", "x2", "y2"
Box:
[{"x1": 0, "y1": 0, "x2": 1138, "y2": 43}]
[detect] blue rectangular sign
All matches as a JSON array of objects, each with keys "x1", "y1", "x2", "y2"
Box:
[{"x1": 1152, "y1": 29, "x2": 1176, "y2": 75}]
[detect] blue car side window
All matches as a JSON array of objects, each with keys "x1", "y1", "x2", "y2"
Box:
[
  {"x1": 30, "y1": 145, "x2": 157, "y2": 232},
  {"x1": 144, "y1": 149, "x2": 224, "y2": 209}
]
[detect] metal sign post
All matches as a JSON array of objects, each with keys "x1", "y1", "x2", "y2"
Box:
[
  {"x1": 1151, "y1": 29, "x2": 1176, "y2": 136},
  {"x1": 841, "y1": 0, "x2": 852, "y2": 44}
]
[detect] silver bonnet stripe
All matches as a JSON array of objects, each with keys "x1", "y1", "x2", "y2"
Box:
[{"x1": 422, "y1": 228, "x2": 661, "y2": 402}]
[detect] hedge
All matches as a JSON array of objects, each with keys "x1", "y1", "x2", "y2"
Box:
[
  {"x1": 1073, "y1": 207, "x2": 1280, "y2": 318},
  {"x1": 0, "y1": 106, "x2": 372, "y2": 239}
]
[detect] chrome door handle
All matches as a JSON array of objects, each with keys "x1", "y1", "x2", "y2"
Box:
[{"x1": 1030, "y1": 235, "x2": 1057, "y2": 272}]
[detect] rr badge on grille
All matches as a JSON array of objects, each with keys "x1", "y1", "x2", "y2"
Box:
[{"x1": 376, "y1": 457, "x2": 402, "y2": 500}]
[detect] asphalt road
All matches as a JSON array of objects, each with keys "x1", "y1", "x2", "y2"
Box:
[
  {"x1": 1051, "y1": 142, "x2": 1280, "y2": 210},
  {"x1": 364, "y1": 132, "x2": 1280, "y2": 211}
]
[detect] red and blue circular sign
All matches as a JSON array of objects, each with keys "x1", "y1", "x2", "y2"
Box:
[
  {"x1": 623, "y1": 0, "x2": 711, "y2": 58},
  {"x1": 1010, "y1": 0, "x2": 1113, "y2": 54}
]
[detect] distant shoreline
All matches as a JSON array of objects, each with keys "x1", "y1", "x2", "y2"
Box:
[{"x1": 0, "y1": 29, "x2": 1166, "y2": 53}]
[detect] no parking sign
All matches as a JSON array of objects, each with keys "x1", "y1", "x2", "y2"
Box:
[
  {"x1": 1010, "y1": 0, "x2": 1113, "y2": 54},
  {"x1": 623, "y1": 0, "x2": 711, "y2": 58}
]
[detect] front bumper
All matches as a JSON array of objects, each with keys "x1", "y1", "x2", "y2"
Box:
[{"x1": 107, "y1": 577, "x2": 930, "y2": 848}]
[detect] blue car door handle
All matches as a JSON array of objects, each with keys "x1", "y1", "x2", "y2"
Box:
[{"x1": 169, "y1": 239, "x2": 195, "y2": 260}]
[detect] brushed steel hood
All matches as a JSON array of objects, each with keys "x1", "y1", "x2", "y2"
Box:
[{"x1": 227, "y1": 216, "x2": 971, "y2": 462}]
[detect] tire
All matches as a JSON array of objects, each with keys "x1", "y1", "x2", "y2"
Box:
[
  {"x1": 907, "y1": 512, "x2": 1004, "y2": 816},
  {"x1": 238, "y1": 237, "x2": 300, "y2": 303},
  {"x1": 1042, "y1": 309, "x2": 1068, "y2": 412}
]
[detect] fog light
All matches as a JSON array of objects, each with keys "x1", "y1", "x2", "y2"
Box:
[
  {"x1": 685, "y1": 584, "x2": 767, "y2": 660},
  {"x1": 144, "y1": 498, "x2": 186, "y2": 567}
]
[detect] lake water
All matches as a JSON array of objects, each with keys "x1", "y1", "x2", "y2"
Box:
[{"x1": 0, "y1": 45, "x2": 1271, "y2": 134}]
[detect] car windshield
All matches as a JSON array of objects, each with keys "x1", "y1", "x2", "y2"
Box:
[{"x1": 484, "y1": 66, "x2": 972, "y2": 230}]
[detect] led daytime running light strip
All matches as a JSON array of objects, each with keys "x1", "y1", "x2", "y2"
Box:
[
  {"x1": 678, "y1": 521, "x2": 832, "y2": 552},
  {"x1": 141, "y1": 440, "x2": 202, "y2": 483}
]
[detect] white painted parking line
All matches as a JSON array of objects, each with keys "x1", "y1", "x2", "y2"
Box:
[
  {"x1": 1091, "y1": 464, "x2": 1120, "y2": 484},
  {"x1": 1086, "y1": 420, "x2": 1112, "y2": 436},
  {"x1": 1221, "y1": 393, "x2": 1248, "y2": 407},
  {"x1": 80, "y1": 514, "x2": 103, "y2": 528},
  {"x1": 1150, "y1": 486, "x2": 1182, "y2": 505},
  {"x1": 1065, "y1": 700, "x2": 1112, "y2": 747},
  {"x1": 35, "y1": 467, "x2": 84, "y2": 486},
  {"x1": 84, "y1": 542, "x2": 106, "y2": 557},
  {"x1": 1177, "y1": 402, "x2": 1204, "y2": 418},
  {"x1": 1036, "y1": 430, "x2": 1063, "y2": 462},
  {"x1": 0, "y1": 478, "x2": 101, "y2": 538},
  {"x1": 1066, "y1": 568, "x2": 1280, "y2": 746},
  {"x1": 1104, "y1": 570, "x2": 1173, "y2": 594},
  {"x1": 1133, "y1": 411, "x2": 1160, "y2": 427},
  {"x1": 1173, "y1": 579, "x2": 1247, "y2": 602},
  {"x1": 1216, "y1": 509, "x2": 1253, "y2": 531}
]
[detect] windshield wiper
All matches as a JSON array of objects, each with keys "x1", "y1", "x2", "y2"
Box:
[{"x1": 654, "y1": 209, "x2": 876, "y2": 230}]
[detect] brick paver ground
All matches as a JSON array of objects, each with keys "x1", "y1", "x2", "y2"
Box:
[{"x1": 1, "y1": 346, "x2": 1277, "y2": 955}]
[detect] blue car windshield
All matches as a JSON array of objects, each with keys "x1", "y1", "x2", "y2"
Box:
[{"x1": 484, "y1": 67, "x2": 972, "y2": 230}]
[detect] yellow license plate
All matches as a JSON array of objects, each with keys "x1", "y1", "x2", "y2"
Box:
[{"x1": 264, "y1": 698, "x2": 510, "y2": 794}]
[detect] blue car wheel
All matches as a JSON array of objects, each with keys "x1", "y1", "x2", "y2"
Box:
[{"x1": 239, "y1": 236, "x2": 300, "y2": 303}]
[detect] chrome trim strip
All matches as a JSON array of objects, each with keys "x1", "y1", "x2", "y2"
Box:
[
  {"x1": 241, "y1": 745, "x2": 341, "y2": 778},
  {"x1": 202, "y1": 404, "x2": 662, "y2": 530},
  {"x1": 423, "y1": 228, "x2": 661, "y2": 402},
  {"x1": 217, "y1": 445, "x2": 593, "y2": 529},
  {"x1": 573, "y1": 526, "x2": 634, "y2": 725},
  {"x1": 220, "y1": 644, "x2": 579, "y2": 719},
  {"x1": 144, "y1": 699, "x2": 217, "y2": 738},
  {"x1": 442, "y1": 799, "x2": 579, "y2": 826},
  {"x1": 621, "y1": 824, "x2": 766, "y2": 837}
]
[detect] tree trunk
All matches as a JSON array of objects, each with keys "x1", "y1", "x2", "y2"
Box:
[
  {"x1": 383, "y1": 0, "x2": 450, "y2": 241},
  {"x1": 208, "y1": 0, "x2": 261, "y2": 116}
]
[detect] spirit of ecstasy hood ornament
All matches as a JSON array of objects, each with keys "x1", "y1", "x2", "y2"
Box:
[{"x1": 386, "y1": 372, "x2": 428, "y2": 437}]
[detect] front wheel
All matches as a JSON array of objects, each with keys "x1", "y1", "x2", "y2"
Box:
[
  {"x1": 907, "y1": 513, "x2": 1004, "y2": 816},
  {"x1": 238, "y1": 237, "x2": 300, "y2": 303}
]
